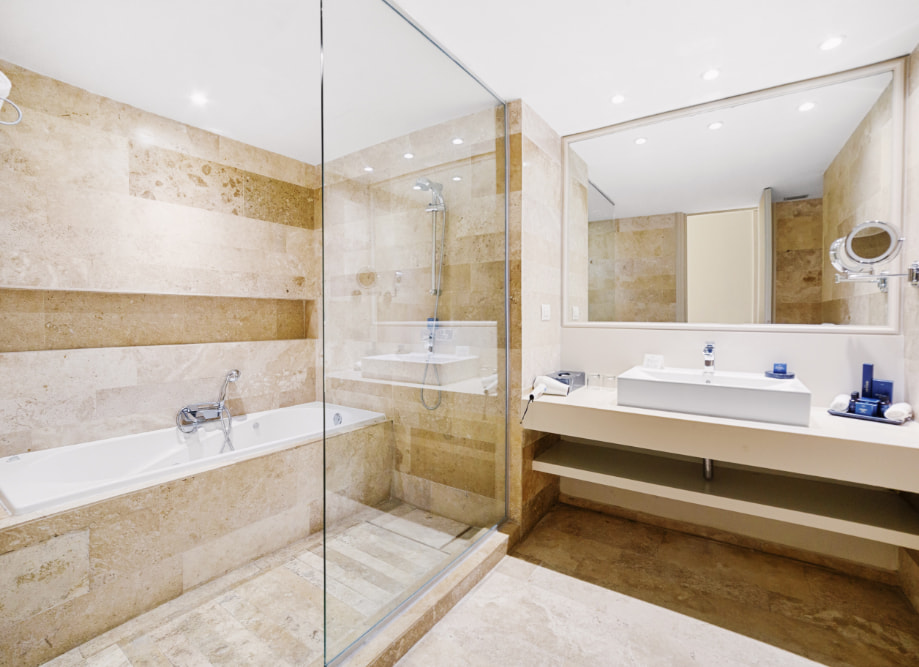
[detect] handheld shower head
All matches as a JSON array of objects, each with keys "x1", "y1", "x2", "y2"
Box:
[
  {"x1": 415, "y1": 176, "x2": 442, "y2": 193},
  {"x1": 414, "y1": 177, "x2": 444, "y2": 209},
  {"x1": 218, "y1": 369, "x2": 240, "y2": 404}
]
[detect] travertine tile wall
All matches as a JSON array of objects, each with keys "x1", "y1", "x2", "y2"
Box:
[
  {"x1": 508, "y1": 100, "x2": 562, "y2": 538},
  {"x1": 0, "y1": 60, "x2": 321, "y2": 456},
  {"x1": 322, "y1": 106, "x2": 508, "y2": 527},
  {"x1": 821, "y1": 83, "x2": 893, "y2": 325},
  {"x1": 774, "y1": 198, "x2": 823, "y2": 324},
  {"x1": 0, "y1": 423, "x2": 391, "y2": 666},
  {"x1": 566, "y1": 148, "x2": 589, "y2": 322},
  {"x1": 0, "y1": 289, "x2": 313, "y2": 352},
  {"x1": 589, "y1": 213, "x2": 679, "y2": 322},
  {"x1": 587, "y1": 219, "x2": 617, "y2": 320}
]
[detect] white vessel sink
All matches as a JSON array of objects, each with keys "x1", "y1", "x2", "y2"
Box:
[
  {"x1": 361, "y1": 352, "x2": 479, "y2": 385},
  {"x1": 617, "y1": 365, "x2": 812, "y2": 426}
]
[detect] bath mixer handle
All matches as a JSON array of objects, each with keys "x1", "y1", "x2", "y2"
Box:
[{"x1": 176, "y1": 370, "x2": 240, "y2": 434}]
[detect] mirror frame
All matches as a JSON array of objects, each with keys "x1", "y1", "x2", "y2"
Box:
[{"x1": 561, "y1": 57, "x2": 906, "y2": 334}]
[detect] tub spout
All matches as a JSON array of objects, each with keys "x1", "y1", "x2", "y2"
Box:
[{"x1": 176, "y1": 370, "x2": 240, "y2": 434}]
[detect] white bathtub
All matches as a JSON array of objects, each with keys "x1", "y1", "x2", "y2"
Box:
[{"x1": 0, "y1": 402, "x2": 385, "y2": 517}]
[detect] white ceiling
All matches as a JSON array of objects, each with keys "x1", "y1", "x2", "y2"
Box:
[
  {"x1": 0, "y1": 0, "x2": 323, "y2": 160},
  {"x1": 396, "y1": 0, "x2": 919, "y2": 136},
  {"x1": 1, "y1": 0, "x2": 918, "y2": 172},
  {"x1": 575, "y1": 72, "x2": 892, "y2": 219}
]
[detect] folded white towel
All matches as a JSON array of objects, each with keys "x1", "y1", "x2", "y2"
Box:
[
  {"x1": 829, "y1": 393, "x2": 851, "y2": 412},
  {"x1": 884, "y1": 402, "x2": 913, "y2": 422}
]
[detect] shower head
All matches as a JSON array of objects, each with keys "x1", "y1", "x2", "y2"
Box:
[
  {"x1": 414, "y1": 177, "x2": 443, "y2": 194},
  {"x1": 414, "y1": 177, "x2": 444, "y2": 208}
]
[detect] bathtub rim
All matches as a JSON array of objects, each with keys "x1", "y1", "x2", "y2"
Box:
[{"x1": 0, "y1": 401, "x2": 387, "y2": 528}]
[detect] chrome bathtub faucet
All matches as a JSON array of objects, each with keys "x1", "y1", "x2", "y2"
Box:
[{"x1": 176, "y1": 370, "x2": 240, "y2": 434}]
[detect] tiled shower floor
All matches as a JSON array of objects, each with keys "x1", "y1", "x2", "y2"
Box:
[{"x1": 42, "y1": 500, "x2": 483, "y2": 667}]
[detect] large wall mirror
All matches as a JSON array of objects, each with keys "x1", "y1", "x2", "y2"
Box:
[{"x1": 563, "y1": 58, "x2": 905, "y2": 330}]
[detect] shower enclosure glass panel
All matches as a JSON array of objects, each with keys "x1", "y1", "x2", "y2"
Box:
[{"x1": 321, "y1": 0, "x2": 508, "y2": 660}]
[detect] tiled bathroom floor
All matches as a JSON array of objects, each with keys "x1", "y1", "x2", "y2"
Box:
[
  {"x1": 43, "y1": 502, "x2": 919, "y2": 666},
  {"x1": 398, "y1": 504, "x2": 919, "y2": 666},
  {"x1": 42, "y1": 500, "x2": 482, "y2": 667}
]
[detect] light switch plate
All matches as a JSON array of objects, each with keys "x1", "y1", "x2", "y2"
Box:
[{"x1": 541, "y1": 304, "x2": 551, "y2": 321}]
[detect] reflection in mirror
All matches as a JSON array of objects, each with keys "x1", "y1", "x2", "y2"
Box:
[
  {"x1": 565, "y1": 60, "x2": 905, "y2": 328},
  {"x1": 847, "y1": 221, "x2": 901, "y2": 264}
]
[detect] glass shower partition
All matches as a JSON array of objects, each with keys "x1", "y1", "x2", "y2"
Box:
[{"x1": 321, "y1": 0, "x2": 508, "y2": 661}]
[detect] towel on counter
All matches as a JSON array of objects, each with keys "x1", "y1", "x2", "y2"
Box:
[
  {"x1": 884, "y1": 402, "x2": 913, "y2": 422},
  {"x1": 829, "y1": 394, "x2": 851, "y2": 412}
]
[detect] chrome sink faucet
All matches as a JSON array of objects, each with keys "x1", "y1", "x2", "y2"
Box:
[
  {"x1": 176, "y1": 370, "x2": 240, "y2": 434},
  {"x1": 703, "y1": 342, "x2": 715, "y2": 375}
]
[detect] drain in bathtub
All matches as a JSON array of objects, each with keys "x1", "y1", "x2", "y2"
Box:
[{"x1": 333, "y1": 412, "x2": 343, "y2": 426}]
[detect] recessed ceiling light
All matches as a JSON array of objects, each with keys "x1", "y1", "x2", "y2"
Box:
[
  {"x1": 452, "y1": 137, "x2": 464, "y2": 145},
  {"x1": 635, "y1": 137, "x2": 647, "y2": 145},
  {"x1": 611, "y1": 94, "x2": 625, "y2": 105},
  {"x1": 403, "y1": 152, "x2": 414, "y2": 159},
  {"x1": 701, "y1": 69, "x2": 720, "y2": 81},
  {"x1": 190, "y1": 91, "x2": 209, "y2": 106},
  {"x1": 452, "y1": 176, "x2": 462, "y2": 181},
  {"x1": 708, "y1": 121, "x2": 724, "y2": 130},
  {"x1": 363, "y1": 166, "x2": 374, "y2": 172},
  {"x1": 798, "y1": 102, "x2": 816, "y2": 112},
  {"x1": 820, "y1": 36, "x2": 844, "y2": 51}
]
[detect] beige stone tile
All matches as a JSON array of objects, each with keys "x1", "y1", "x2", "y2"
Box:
[
  {"x1": 0, "y1": 530, "x2": 90, "y2": 625},
  {"x1": 521, "y1": 102, "x2": 562, "y2": 164},
  {"x1": 401, "y1": 555, "x2": 823, "y2": 667},
  {"x1": 370, "y1": 506, "x2": 469, "y2": 550},
  {"x1": 129, "y1": 145, "x2": 245, "y2": 216},
  {"x1": 218, "y1": 135, "x2": 313, "y2": 187},
  {"x1": 343, "y1": 529, "x2": 507, "y2": 666},
  {"x1": 244, "y1": 172, "x2": 316, "y2": 229},
  {"x1": 7, "y1": 556, "x2": 183, "y2": 667},
  {"x1": 114, "y1": 635, "x2": 173, "y2": 667},
  {"x1": 304, "y1": 546, "x2": 395, "y2": 608},
  {"x1": 182, "y1": 505, "x2": 312, "y2": 591},
  {"x1": 154, "y1": 454, "x2": 299, "y2": 554},
  {"x1": 325, "y1": 422, "x2": 393, "y2": 507},
  {"x1": 40, "y1": 646, "x2": 86, "y2": 667},
  {"x1": 178, "y1": 600, "x2": 296, "y2": 666},
  {"x1": 148, "y1": 628, "x2": 213, "y2": 667},
  {"x1": 88, "y1": 508, "x2": 177, "y2": 587},
  {"x1": 392, "y1": 470, "x2": 432, "y2": 511},
  {"x1": 216, "y1": 589, "x2": 317, "y2": 665},
  {"x1": 230, "y1": 567, "x2": 326, "y2": 652},
  {"x1": 513, "y1": 505, "x2": 919, "y2": 666},
  {"x1": 0, "y1": 288, "x2": 45, "y2": 352},
  {"x1": 4, "y1": 108, "x2": 129, "y2": 194},
  {"x1": 901, "y1": 548, "x2": 919, "y2": 615},
  {"x1": 82, "y1": 644, "x2": 132, "y2": 667}
]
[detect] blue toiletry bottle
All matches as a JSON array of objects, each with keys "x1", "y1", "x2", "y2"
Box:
[{"x1": 862, "y1": 363, "x2": 874, "y2": 398}]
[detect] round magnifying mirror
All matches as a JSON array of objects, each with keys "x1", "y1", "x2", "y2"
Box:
[{"x1": 845, "y1": 220, "x2": 902, "y2": 267}]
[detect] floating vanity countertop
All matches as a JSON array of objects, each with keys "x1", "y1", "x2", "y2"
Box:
[{"x1": 522, "y1": 387, "x2": 919, "y2": 494}]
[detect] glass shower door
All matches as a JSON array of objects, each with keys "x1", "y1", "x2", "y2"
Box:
[{"x1": 321, "y1": 0, "x2": 508, "y2": 660}]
